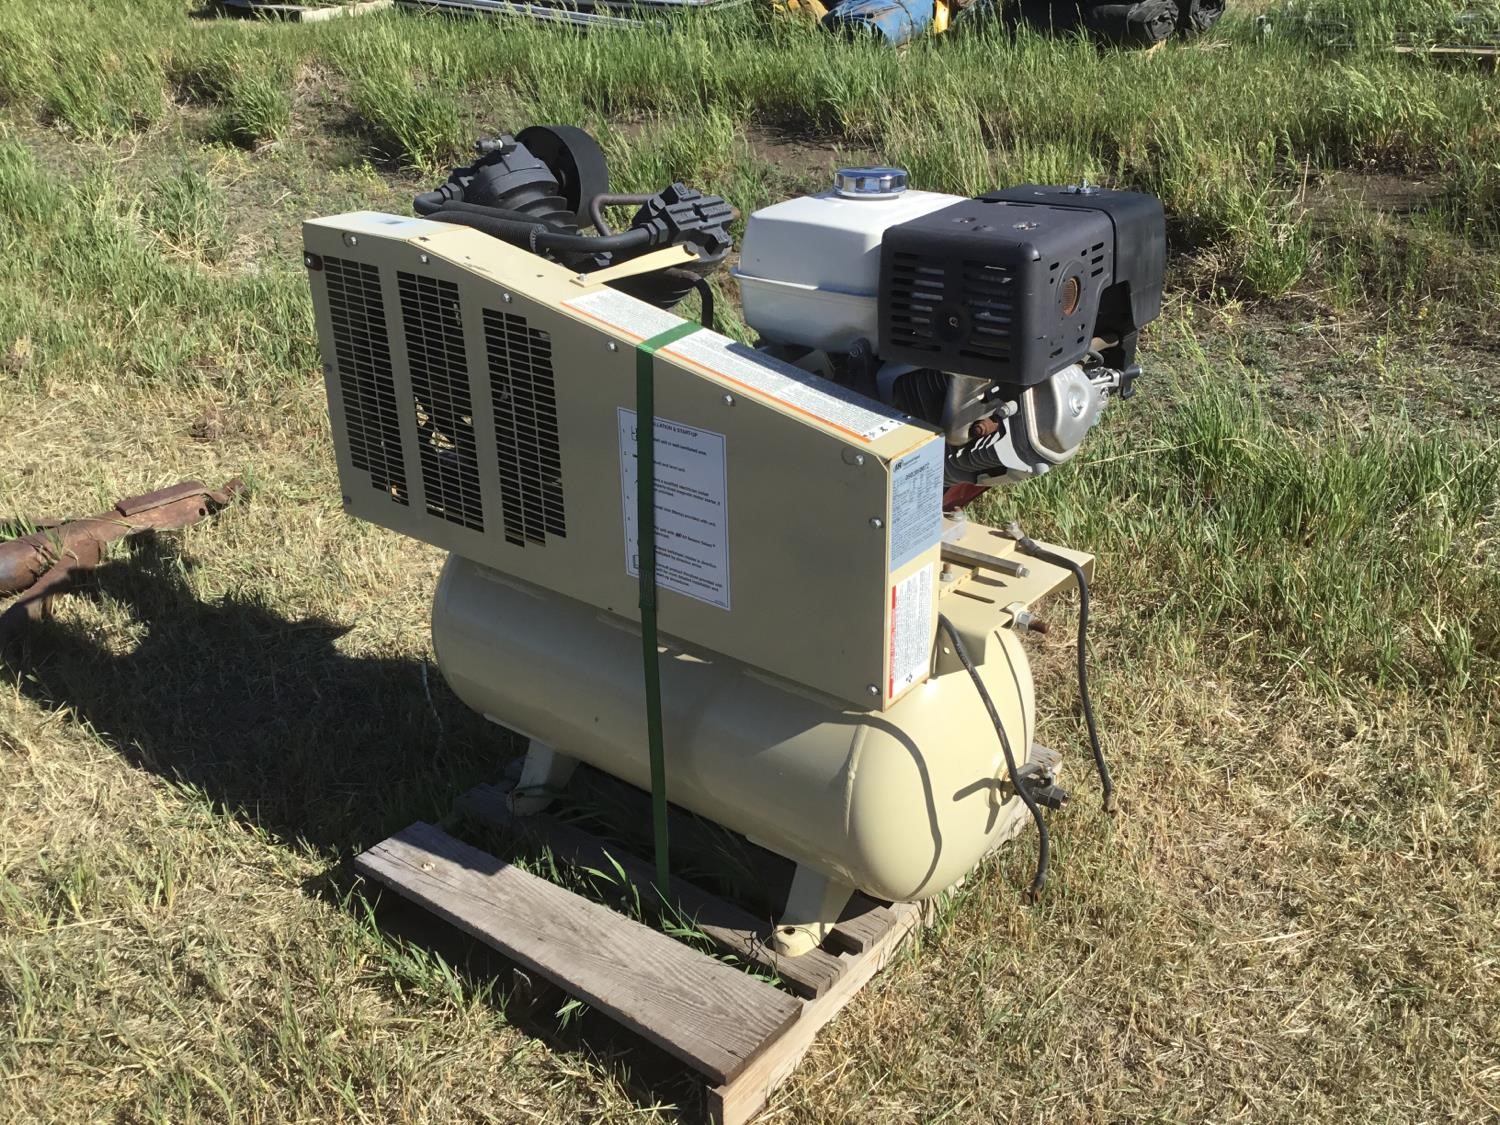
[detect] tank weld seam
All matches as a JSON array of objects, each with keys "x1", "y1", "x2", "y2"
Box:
[{"x1": 843, "y1": 723, "x2": 868, "y2": 840}]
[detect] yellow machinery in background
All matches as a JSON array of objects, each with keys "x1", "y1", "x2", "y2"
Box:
[
  {"x1": 388, "y1": 0, "x2": 1224, "y2": 46},
  {"x1": 770, "y1": 0, "x2": 1225, "y2": 45}
]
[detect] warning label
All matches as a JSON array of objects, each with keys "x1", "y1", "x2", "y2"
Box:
[
  {"x1": 888, "y1": 439, "x2": 944, "y2": 572},
  {"x1": 566, "y1": 289, "x2": 683, "y2": 342},
  {"x1": 888, "y1": 564, "x2": 934, "y2": 697},
  {"x1": 618, "y1": 408, "x2": 731, "y2": 610},
  {"x1": 662, "y1": 331, "x2": 907, "y2": 442}
]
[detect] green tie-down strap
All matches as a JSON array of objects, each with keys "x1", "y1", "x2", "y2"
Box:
[{"x1": 634, "y1": 320, "x2": 701, "y2": 894}]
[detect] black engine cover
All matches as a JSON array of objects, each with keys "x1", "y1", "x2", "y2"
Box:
[{"x1": 878, "y1": 186, "x2": 1164, "y2": 386}]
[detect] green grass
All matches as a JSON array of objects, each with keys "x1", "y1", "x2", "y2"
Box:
[
  {"x1": 1, "y1": 0, "x2": 1498, "y2": 1121},
  {"x1": 0, "y1": 0, "x2": 1496, "y2": 309},
  {"x1": 1283, "y1": 0, "x2": 1500, "y2": 48},
  {"x1": 147, "y1": 169, "x2": 236, "y2": 262},
  {"x1": 1003, "y1": 307, "x2": 1500, "y2": 701}
]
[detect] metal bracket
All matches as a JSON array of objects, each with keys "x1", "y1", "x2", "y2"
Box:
[{"x1": 570, "y1": 244, "x2": 701, "y2": 287}]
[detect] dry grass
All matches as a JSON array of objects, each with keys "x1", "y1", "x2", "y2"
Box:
[{"x1": 1, "y1": 1, "x2": 1498, "y2": 1121}]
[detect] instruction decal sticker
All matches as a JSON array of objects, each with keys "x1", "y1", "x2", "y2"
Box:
[{"x1": 618, "y1": 408, "x2": 731, "y2": 610}]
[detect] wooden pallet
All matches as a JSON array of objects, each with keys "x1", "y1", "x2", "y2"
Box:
[
  {"x1": 217, "y1": 0, "x2": 392, "y2": 21},
  {"x1": 1391, "y1": 43, "x2": 1499, "y2": 67},
  {"x1": 353, "y1": 749, "x2": 1057, "y2": 1123}
]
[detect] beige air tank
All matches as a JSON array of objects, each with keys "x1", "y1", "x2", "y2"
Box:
[{"x1": 432, "y1": 555, "x2": 1036, "y2": 907}]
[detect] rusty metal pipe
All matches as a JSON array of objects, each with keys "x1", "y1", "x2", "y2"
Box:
[{"x1": 0, "y1": 478, "x2": 244, "y2": 644}]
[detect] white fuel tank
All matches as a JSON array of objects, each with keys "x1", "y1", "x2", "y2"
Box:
[
  {"x1": 432, "y1": 555, "x2": 1036, "y2": 903},
  {"x1": 733, "y1": 170, "x2": 964, "y2": 354}
]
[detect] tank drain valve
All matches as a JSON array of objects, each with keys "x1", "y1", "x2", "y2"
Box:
[{"x1": 1015, "y1": 763, "x2": 1070, "y2": 810}]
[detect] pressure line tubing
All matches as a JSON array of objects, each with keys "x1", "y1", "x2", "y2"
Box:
[
  {"x1": 1010, "y1": 528, "x2": 1118, "y2": 813},
  {"x1": 588, "y1": 192, "x2": 655, "y2": 237},
  {"x1": 426, "y1": 201, "x2": 656, "y2": 255},
  {"x1": 937, "y1": 614, "x2": 1049, "y2": 902},
  {"x1": 673, "y1": 272, "x2": 716, "y2": 333}
]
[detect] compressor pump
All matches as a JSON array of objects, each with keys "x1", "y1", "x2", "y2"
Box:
[{"x1": 304, "y1": 127, "x2": 1164, "y2": 956}]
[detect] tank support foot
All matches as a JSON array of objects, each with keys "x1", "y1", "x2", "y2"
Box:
[
  {"x1": 772, "y1": 865, "x2": 855, "y2": 957},
  {"x1": 510, "y1": 741, "x2": 578, "y2": 815}
]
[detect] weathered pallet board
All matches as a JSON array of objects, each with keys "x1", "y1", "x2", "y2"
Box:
[
  {"x1": 456, "y1": 784, "x2": 851, "y2": 999},
  {"x1": 218, "y1": 0, "x2": 392, "y2": 21},
  {"x1": 1391, "y1": 43, "x2": 1499, "y2": 67},
  {"x1": 354, "y1": 822, "x2": 801, "y2": 1085},
  {"x1": 355, "y1": 747, "x2": 1059, "y2": 1123},
  {"x1": 708, "y1": 901, "x2": 923, "y2": 1125}
]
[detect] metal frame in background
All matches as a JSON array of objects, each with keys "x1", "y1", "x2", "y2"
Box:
[{"x1": 397, "y1": 0, "x2": 746, "y2": 27}]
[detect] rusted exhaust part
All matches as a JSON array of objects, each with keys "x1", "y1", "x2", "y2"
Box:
[{"x1": 0, "y1": 478, "x2": 245, "y2": 645}]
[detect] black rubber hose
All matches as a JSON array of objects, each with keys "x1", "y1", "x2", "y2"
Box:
[
  {"x1": 415, "y1": 196, "x2": 570, "y2": 225},
  {"x1": 427, "y1": 199, "x2": 567, "y2": 226},
  {"x1": 678, "y1": 273, "x2": 715, "y2": 332},
  {"x1": 588, "y1": 192, "x2": 654, "y2": 237},
  {"x1": 1011, "y1": 529, "x2": 1117, "y2": 813},
  {"x1": 937, "y1": 614, "x2": 1049, "y2": 902},
  {"x1": 427, "y1": 202, "x2": 655, "y2": 256}
]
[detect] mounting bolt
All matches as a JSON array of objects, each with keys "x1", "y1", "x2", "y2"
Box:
[
  {"x1": 1005, "y1": 603, "x2": 1050, "y2": 634},
  {"x1": 869, "y1": 517, "x2": 884, "y2": 529},
  {"x1": 343, "y1": 234, "x2": 358, "y2": 247},
  {"x1": 854, "y1": 453, "x2": 866, "y2": 466},
  {"x1": 607, "y1": 341, "x2": 619, "y2": 352},
  {"x1": 419, "y1": 253, "x2": 430, "y2": 264},
  {"x1": 867, "y1": 684, "x2": 880, "y2": 697},
  {"x1": 502, "y1": 292, "x2": 513, "y2": 303},
  {"x1": 723, "y1": 394, "x2": 735, "y2": 406}
]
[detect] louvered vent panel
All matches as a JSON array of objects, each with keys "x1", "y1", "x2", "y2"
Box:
[
  {"x1": 324, "y1": 256, "x2": 407, "y2": 505},
  {"x1": 958, "y1": 261, "x2": 1015, "y2": 363},
  {"x1": 1088, "y1": 239, "x2": 1107, "y2": 278},
  {"x1": 483, "y1": 308, "x2": 565, "y2": 547},
  {"x1": 885, "y1": 251, "x2": 943, "y2": 352},
  {"x1": 398, "y1": 272, "x2": 484, "y2": 532}
]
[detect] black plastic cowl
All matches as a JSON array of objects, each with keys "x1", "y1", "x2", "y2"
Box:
[
  {"x1": 981, "y1": 185, "x2": 1165, "y2": 345},
  {"x1": 877, "y1": 184, "x2": 1165, "y2": 384}
]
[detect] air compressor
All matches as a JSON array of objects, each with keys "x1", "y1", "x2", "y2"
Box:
[{"x1": 304, "y1": 126, "x2": 1164, "y2": 956}]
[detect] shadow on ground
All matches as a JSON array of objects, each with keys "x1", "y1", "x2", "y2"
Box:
[
  {"x1": 12, "y1": 536, "x2": 503, "y2": 855},
  {"x1": 6, "y1": 536, "x2": 712, "y2": 1120}
]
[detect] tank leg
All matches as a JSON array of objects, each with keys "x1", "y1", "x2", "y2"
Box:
[
  {"x1": 772, "y1": 864, "x2": 855, "y2": 957},
  {"x1": 510, "y1": 741, "x2": 579, "y2": 815}
]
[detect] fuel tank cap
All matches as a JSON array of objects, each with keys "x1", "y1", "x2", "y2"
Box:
[{"x1": 833, "y1": 167, "x2": 909, "y2": 199}]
